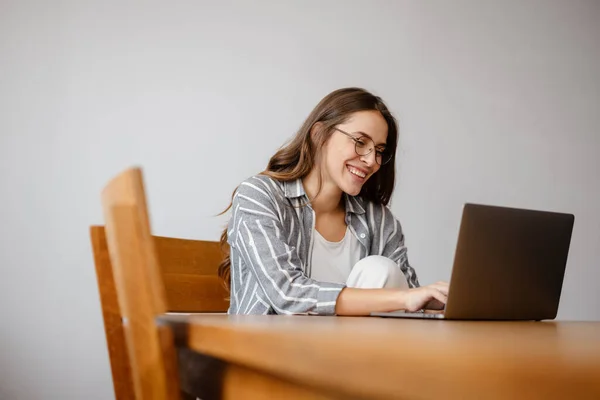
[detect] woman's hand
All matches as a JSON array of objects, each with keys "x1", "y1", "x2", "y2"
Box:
[
  {"x1": 334, "y1": 282, "x2": 449, "y2": 316},
  {"x1": 402, "y1": 282, "x2": 449, "y2": 312}
]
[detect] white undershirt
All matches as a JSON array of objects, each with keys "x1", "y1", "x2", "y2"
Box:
[{"x1": 309, "y1": 227, "x2": 362, "y2": 285}]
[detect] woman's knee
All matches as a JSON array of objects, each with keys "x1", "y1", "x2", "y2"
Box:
[
  {"x1": 347, "y1": 255, "x2": 408, "y2": 289},
  {"x1": 354, "y1": 255, "x2": 397, "y2": 275}
]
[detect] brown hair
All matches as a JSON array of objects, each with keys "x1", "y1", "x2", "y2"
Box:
[{"x1": 218, "y1": 87, "x2": 399, "y2": 289}]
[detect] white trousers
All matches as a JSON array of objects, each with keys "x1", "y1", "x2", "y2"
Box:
[{"x1": 346, "y1": 255, "x2": 409, "y2": 290}]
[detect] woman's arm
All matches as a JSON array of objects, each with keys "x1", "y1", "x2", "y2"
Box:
[
  {"x1": 335, "y1": 283, "x2": 449, "y2": 316},
  {"x1": 230, "y1": 177, "x2": 345, "y2": 315},
  {"x1": 335, "y1": 288, "x2": 401, "y2": 316}
]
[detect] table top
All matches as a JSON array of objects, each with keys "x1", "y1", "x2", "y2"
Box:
[{"x1": 160, "y1": 314, "x2": 600, "y2": 399}]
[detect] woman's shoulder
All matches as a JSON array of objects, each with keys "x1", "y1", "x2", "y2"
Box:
[{"x1": 235, "y1": 173, "x2": 287, "y2": 203}]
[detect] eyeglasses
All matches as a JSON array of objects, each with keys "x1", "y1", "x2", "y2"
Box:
[{"x1": 334, "y1": 127, "x2": 393, "y2": 166}]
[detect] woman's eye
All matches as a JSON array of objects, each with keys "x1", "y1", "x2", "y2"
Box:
[{"x1": 355, "y1": 140, "x2": 367, "y2": 147}]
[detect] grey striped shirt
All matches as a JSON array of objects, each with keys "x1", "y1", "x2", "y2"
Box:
[{"x1": 226, "y1": 174, "x2": 420, "y2": 315}]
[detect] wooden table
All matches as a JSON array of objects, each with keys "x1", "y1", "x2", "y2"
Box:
[{"x1": 159, "y1": 315, "x2": 600, "y2": 399}]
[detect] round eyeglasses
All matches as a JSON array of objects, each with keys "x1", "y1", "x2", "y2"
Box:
[{"x1": 334, "y1": 127, "x2": 393, "y2": 165}]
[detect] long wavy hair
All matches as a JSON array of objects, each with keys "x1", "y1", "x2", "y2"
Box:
[{"x1": 218, "y1": 87, "x2": 399, "y2": 290}]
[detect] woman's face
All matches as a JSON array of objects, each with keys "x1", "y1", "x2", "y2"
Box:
[{"x1": 320, "y1": 110, "x2": 389, "y2": 196}]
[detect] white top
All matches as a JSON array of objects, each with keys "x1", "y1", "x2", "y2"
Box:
[{"x1": 309, "y1": 227, "x2": 362, "y2": 285}]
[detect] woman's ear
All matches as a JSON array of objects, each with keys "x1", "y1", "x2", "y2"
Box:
[{"x1": 310, "y1": 122, "x2": 324, "y2": 142}]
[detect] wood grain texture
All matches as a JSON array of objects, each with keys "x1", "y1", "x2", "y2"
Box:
[
  {"x1": 90, "y1": 226, "x2": 135, "y2": 400},
  {"x1": 154, "y1": 235, "x2": 227, "y2": 276},
  {"x1": 161, "y1": 314, "x2": 600, "y2": 400},
  {"x1": 100, "y1": 167, "x2": 178, "y2": 400},
  {"x1": 222, "y1": 363, "x2": 340, "y2": 400},
  {"x1": 94, "y1": 167, "x2": 230, "y2": 399},
  {"x1": 162, "y1": 274, "x2": 229, "y2": 312},
  {"x1": 154, "y1": 235, "x2": 229, "y2": 312},
  {"x1": 91, "y1": 225, "x2": 229, "y2": 399}
]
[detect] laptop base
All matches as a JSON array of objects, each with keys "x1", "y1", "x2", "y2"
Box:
[{"x1": 371, "y1": 310, "x2": 446, "y2": 319}]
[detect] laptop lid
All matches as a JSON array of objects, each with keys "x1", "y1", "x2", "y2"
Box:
[{"x1": 443, "y1": 203, "x2": 574, "y2": 320}]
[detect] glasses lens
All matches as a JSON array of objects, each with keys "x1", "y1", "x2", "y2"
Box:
[
  {"x1": 349, "y1": 132, "x2": 393, "y2": 165},
  {"x1": 354, "y1": 138, "x2": 370, "y2": 156}
]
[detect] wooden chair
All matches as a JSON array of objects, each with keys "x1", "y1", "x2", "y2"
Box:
[{"x1": 91, "y1": 167, "x2": 229, "y2": 399}]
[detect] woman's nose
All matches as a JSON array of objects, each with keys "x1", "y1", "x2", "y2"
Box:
[{"x1": 360, "y1": 149, "x2": 377, "y2": 166}]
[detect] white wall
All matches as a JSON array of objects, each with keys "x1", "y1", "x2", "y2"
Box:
[{"x1": 1, "y1": 1, "x2": 598, "y2": 398}]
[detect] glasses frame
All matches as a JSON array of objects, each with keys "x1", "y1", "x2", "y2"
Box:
[{"x1": 334, "y1": 127, "x2": 393, "y2": 166}]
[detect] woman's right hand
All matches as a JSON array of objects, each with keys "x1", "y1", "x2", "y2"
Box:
[
  {"x1": 335, "y1": 282, "x2": 449, "y2": 316},
  {"x1": 402, "y1": 282, "x2": 449, "y2": 312}
]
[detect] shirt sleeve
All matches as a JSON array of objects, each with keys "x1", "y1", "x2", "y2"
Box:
[
  {"x1": 228, "y1": 178, "x2": 345, "y2": 315},
  {"x1": 379, "y1": 205, "x2": 421, "y2": 288}
]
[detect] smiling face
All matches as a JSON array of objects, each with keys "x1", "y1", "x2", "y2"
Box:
[{"x1": 319, "y1": 110, "x2": 389, "y2": 196}]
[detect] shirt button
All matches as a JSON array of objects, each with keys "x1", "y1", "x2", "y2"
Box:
[{"x1": 360, "y1": 233, "x2": 366, "y2": 239}]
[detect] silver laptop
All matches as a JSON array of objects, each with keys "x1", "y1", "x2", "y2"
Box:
[{"x1": 371, "y1": 203, "x2": 574, "y2": 320}]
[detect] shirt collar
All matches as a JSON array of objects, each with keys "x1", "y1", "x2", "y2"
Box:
[
  {"x1": 283, "y1": 178, "x2": 366, "y2": 215},
  {"x1": 344, "y1": 193, "x2": 366, "y2": 215},
  {"x1": 283, "y1": 178, "x2": 306, "y2": 198}
]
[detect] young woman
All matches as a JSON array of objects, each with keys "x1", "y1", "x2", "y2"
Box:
[{"x1": 219, "y1": 87, "x2": 449, "y2": 316}]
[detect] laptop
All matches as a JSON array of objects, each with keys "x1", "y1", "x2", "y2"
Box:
[{"x1": 371, "y1": 203, "x2": 574, "y2": 320}]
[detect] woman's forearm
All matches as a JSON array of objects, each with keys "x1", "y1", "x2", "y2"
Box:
[
  {"x1": 334, "y1": 287, "x2": 406, "y2": 316},
  {"x1": 334, "y1": 283, "x2": 449, "y2": 315}
]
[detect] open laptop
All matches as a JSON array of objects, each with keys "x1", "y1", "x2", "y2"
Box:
[{"x1": 371, "y1": 203, "x2": 575, "y2": 320}]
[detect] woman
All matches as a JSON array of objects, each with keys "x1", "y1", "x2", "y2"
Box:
[{"x1": 219, "y1": 87, "x2": 448, "y2": 315}]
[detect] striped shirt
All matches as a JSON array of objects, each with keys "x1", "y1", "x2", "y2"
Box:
[{"x1": 226, "y1": 174, "x2": 420, "y2": 316}]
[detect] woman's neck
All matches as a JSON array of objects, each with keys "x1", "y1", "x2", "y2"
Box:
[{"x1": 302, "y1": 168, "x2": 344, "y2": 214}]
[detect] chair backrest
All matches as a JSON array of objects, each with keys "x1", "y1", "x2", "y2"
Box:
[
  {"x1": 100, "y1": 167, "x2": 175, "y2": 399},
  {"x1": 91, "y1": 227, "x2": 230, "y2": 400},
  {"x1": 95, "y1": 167, "x2": 229, "y2": 399},
  {"x1": 91, "y1": 225, "x2": 135, "y2": 400},
  {"x1": 153, "y1": 234, "x2": 229, "y2": 312}
]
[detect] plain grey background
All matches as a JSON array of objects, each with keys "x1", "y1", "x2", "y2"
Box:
[{"x1": 1, "y1": 1, "x2": 599, "y2": 399}]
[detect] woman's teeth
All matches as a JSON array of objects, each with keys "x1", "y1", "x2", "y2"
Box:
[{"x1": 348, "y1": 166, "x2": 366, "y2": 178}]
